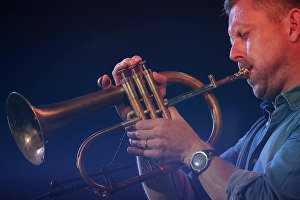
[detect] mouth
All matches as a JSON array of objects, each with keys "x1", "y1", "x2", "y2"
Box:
[
  {"x1": 239, "y1": 65, "x2": 253, "y2": 79},
  {"x1": 239, "y1": 65, "x2": 252, "y2": 71},
  {"x1": 237, "y1": 67, "x2": 252, "y2": 80}
]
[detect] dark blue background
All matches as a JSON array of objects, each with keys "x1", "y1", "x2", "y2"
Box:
[{"x1": 1, "y1": 0, "x2": 262, "y2": 199}]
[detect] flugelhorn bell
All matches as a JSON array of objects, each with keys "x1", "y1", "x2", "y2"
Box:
[
  {"x1": 7, "y1": 92, "x2": 45, "y2": 165},
  {"x1": 7, "y1": 85, "x2": 126, "y2": 165}
]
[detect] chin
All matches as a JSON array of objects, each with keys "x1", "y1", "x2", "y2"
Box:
[
  {"x1": 252, "y1": 85, "x2": 266, "y2": 100},
  {"x1": 253, "y1": 90, "x2": 263, "y2": 99},
  {"x1": 254, "y1": 88, "x2": 277, "y2": 101},
  {"x1": 249, "y1": 80, "x2": 266, "y2": 99}
]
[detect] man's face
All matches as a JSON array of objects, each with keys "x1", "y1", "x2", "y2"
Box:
[{"x1": 228, "y1": 0, "x2": 289, "y2": 101}]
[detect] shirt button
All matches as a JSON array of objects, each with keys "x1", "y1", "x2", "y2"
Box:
[
  {"x1": 265, "y1": 122, "x2": 270, "y2": 126},
  {"x1": 252, "y1": 158, "x2": 257, "y2": 164}
]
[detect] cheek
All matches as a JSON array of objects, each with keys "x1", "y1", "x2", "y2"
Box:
[
  {"x1": 246, "y1": 37, "x2": 261, "y2": 64},
  {"x1": 247, "y1": 36, "x2": 263, "y2": 59},
  {"x1": 247, "y1": 36, "x2": 271, "y2": 69},
  {"x1": 246, "y1": 39, "x2": 251, "y2": 55}
]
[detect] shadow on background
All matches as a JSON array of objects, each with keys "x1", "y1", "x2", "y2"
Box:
[{"x1": 1, "y1": 0, "x2": 262, "y2": 199}]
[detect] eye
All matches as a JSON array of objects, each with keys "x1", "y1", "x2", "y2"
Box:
[{"x1": 238, "y1": 32, "x2": 249, "y2": 40}]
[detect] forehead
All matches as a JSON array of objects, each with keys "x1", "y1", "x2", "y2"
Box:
[{"x1": 228, "y1": 0, "x2": 264, "y2": 33}]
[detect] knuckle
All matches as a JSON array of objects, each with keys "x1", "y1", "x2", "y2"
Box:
[
  {"x1": 132, "y1": 55, "x2": 142, "y2": 62},
  {"x1": 138, "y1": 140, "x2": 144, "y2": 147},
  {"x1": 113, "y1": 62, "x2": 123, "y2": 71},
  {"x1": 156, "y1": 118, "x2": 164, "y2": 123},
  {"x1": 132, "y1": 140, "x2": 141, "y2": 148},
  {"x1": 135, "y1": 121, "x2": 143, "y2": 129},
  {"x1": 157, "y1": 118, "x2": 167, "y2": 126},
  {"x1": 155, "y1": 127, "x2": 167, "y2": 137},
  {"x1": 122, "y1": 58, "x2": 131, "y2": 63},
  {"x1": 156, "y1": 140, "x2": 165, "y2": 148},
  {"x1": 121, "y1": 58, "x2": 135, "y2": 66},
  {"x1": 127, "y1": 131, "x2": 133, "y2": 138},
  {"x1": 130, "y1": 139, "x2": 136, "y2": 145},
  {"x1": 135, "y1": 130, "x2": 140, "y2": 138},
  {"x1": 155, "y1": 129, "x2": 164, "y2": 137}
]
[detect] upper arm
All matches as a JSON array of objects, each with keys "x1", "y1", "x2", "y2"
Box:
[{"x1": 227, "y1": 128, "x2": 300, "y2": 199}]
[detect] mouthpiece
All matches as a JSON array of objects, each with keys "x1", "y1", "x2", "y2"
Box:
[{"x1": 236, "y1": 68, "x2": 250, "y2": 79}]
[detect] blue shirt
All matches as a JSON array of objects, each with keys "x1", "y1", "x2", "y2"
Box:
[{"x1": 188, "y1": 84, "x2": 300, "y2": 200}]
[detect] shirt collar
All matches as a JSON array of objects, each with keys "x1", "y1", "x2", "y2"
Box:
[
  {"x1": 274, "y1": 84, "x2": 300, "y2": 111},
  {"x1": 259, "y1": 84, "x2": 300, "y2": 118}
]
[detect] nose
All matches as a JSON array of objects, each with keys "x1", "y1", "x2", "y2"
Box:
[{"x1": 229, "y1": 40, "x2": 246, "y2": 62}]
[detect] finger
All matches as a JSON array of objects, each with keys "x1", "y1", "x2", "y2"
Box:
[
  {"x1": 135, "y1": 119, "x2": 156, "y2": 130},
  {"x1": 132, "y1": 55, "x2": 142, "y2": 63},
  {"x1": 141, "y1": 137, "x2": 165, "y2": 150},
  {"x1": 125, "y1": 124, "x2": 136, "y2": 132},
  {"x1": 120, "y1": 57, "x2": 139, "y2": 67},
  {"x1": 152, "y1": 72, "x2": 167, "y2": 86},
  {"x1": 112, "y1": 58, "x2": 140, "y2": 84},
  {"x1": 127, "y1": 147, "x2": 162, "y2": 160},
  {"x1": 130, "y1": 139, "x2": 144, "y2": 149},
  {"x1": 168, "y1": 106, "x2": 186, "y2": 122},
  {"x1": 130, "y1": 139, "x2": 150, "y2": 149},
  {"x1": 153, "y1": 71, "x2": 167, "y2": 97},
  {"x1": 127, "y1": 129, "x2": 154, "y2": 140},
  {"x1": 132, "y1": 55, "x2": 143, "y2": 72},
  {"x1": 130, "y1": 138, "x2": 166, "y2": 151},
  {"x1": 127, "y1": 146, "x2": 145, "y2": 156},
  {"x1": 98, "y1": 74, "x2": 111, "y2": 88},
  {"x1": 111, "y1": 63, "x2": 124, "y2": 85}
]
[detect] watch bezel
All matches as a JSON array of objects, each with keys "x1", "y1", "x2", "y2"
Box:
[{"x1": 190, "y1": 150, "x2": 214, "y2": 174}]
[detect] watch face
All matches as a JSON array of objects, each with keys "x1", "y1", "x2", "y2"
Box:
[{"x1": 191, "y1": 151, "x2": 209, "y2": 173}]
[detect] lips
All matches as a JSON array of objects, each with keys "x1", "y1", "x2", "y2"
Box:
[
  {"x1": 246, "y1": 66, "x2": 253, "y2": 77},
  {"x1": 239, "y1": 65, "x2": 252, "y2": 71},
  {"x1": 246, "y1": 66, "x2": 255, "y2": 86},
  {"x1": 239, "y1": 63, "x2": 253, "y2": 72}
]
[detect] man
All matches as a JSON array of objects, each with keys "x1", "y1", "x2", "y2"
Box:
[{"x1": 102, "y1": 0, "x2": 300, "y2": 199}]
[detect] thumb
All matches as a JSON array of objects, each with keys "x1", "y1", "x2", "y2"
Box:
[
  {"x1": 168, "y1": 106, "x2": 187, "y2": 123},
  {"x1": 153, "y1": 72, "x2": 167, "y2": 97}
]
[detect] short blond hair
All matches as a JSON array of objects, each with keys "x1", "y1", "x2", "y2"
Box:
[{"x1": 224, "y1": 0, "x2": 300, "y2": 22}]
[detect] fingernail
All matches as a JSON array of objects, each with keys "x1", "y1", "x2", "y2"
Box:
[{"x1": 125, "y1": 124, "x2": 135, "y2": 131}]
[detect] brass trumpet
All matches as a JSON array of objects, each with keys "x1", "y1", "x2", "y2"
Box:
[{"x1": 7, "y1": 61, "x2": 249, "y2": 197}]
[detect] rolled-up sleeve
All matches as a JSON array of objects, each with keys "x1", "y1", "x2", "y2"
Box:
[
  {"x1": 226, "y1": 129, "x2": 300, "y2": 200},
  {"x1": 226, "y1": 169, "x2": 261, "y2": 199}
]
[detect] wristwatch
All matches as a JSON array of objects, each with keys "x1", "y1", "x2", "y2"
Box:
[{"x1": 190, "y1": 150, "x2": 215, "y2": 174}]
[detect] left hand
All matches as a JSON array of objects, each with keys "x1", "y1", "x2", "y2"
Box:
[
  {"x1": 100, "y1": 56, "x2": 167, "y2": 120},
  {"x1": 126, "y1": 106, "x2": 211, "y2": 165}
]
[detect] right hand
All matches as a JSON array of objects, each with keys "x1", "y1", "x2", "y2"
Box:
[{"x1": 101, "y1": 55, "x2": 167, "y2": 120}]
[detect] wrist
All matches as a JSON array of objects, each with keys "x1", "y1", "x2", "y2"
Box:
[{"x1": 182, "y1": 141, "x2": 212, "y2": 166}]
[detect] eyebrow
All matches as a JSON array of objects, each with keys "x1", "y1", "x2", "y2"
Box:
[{"x1": 228, "y1": 23, "x2": 255, "y2": 37}]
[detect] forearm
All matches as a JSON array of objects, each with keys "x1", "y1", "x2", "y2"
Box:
[
  {"x1": 196, "y1": 157, "x2": 238, "y2": 200},
  {"x1": 136, "y1": 157, "x2": 193, "y2": 200},
  {"x1": 140, "y1": 173, "x2": 182, "y2": 200},
  {"x1": 137, "y1": 156, "x2": 237, "y2": 200}
]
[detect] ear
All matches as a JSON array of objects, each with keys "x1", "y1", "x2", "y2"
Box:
[{"x1": 287, "y1": 8, "x2": 300, "y2": 42}]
